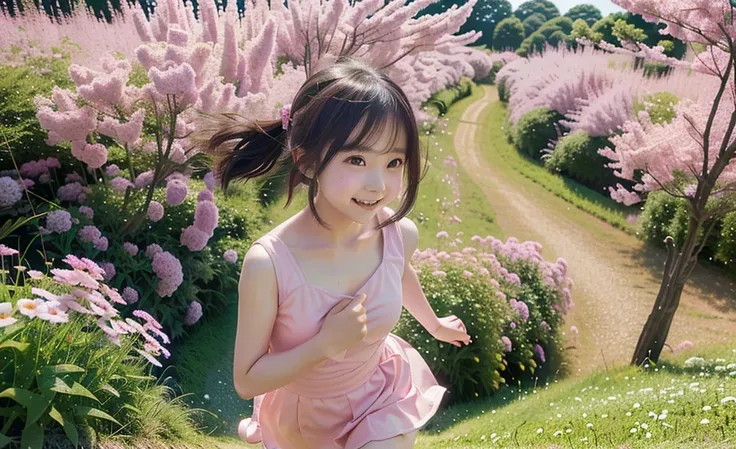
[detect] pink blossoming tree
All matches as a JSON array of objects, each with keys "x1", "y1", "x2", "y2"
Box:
[{"x1": 605, "y1": 0, "x2": 736, "y2": 365}]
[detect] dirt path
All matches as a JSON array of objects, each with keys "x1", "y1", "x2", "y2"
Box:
[{"x1": 453, "y1": 85, "x2": 736, "y2": 377}]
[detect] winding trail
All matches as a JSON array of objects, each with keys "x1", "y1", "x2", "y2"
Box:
[{"x1": 454, "y1": 85, "x2": 736, "y2": 377}]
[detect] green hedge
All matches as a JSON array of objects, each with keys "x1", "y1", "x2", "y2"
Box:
[
  {"x1": 544, "y1": 130, "x2": 620, "y2": 192},
  {"x1": 514, "y1": 108, "x2": 566, "y2": 160},
  {"x1": 423, "y1": 77, "x2": 474, "y2": 117}
]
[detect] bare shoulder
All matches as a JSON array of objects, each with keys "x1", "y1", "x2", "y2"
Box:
[
  {"x1": 233, "y1": 241, "x2": 278, "y2": 400},
  {"x1": 397, "y1": 215, "x2": 419, "y2": 264},
  {"x1": 240, "y1": 243, "x2": 276, "y2": 278}
]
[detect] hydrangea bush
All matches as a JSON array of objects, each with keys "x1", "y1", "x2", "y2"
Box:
[{"x1": 393, "y1": 232, "x2": 573, "y2": 405}]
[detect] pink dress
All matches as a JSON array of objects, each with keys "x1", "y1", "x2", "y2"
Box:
[{"x1": 238, "y1": 207, "x2": 447, "y2": 448}]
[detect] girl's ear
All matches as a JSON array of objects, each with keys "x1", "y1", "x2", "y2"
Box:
[{"x1": 292, "y1": 147, "x2": 315, "y2": 180}]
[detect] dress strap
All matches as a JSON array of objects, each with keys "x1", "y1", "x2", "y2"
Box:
[{"x1": 250, "y1": 234, "x2": 304, "y2": 306}]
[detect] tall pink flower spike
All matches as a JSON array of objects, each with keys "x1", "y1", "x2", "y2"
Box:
[{"x1": 281, "y1": 103, "x2": 291, "y2": 130}]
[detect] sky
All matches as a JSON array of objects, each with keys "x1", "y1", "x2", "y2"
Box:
[{"x1": 508, "y1": 0, "x2": 625, "y2": 16}]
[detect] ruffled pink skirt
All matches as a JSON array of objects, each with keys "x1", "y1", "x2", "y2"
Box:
[{"x1": 238, "y1": 333, "x2": 447, "y2": 448}]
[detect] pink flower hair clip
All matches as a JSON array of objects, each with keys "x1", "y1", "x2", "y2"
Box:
[{"x1": 281, "y1": 103, "x2": 292, "y2": 130}]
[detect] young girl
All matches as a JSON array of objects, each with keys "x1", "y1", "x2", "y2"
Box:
[{"x1": 199, "y1": 56, "x2": 471, "y2": 449}]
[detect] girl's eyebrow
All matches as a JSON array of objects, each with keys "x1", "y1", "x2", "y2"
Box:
[{"x1": 345, "y1": 144, "x2": 406, "y2": 154}]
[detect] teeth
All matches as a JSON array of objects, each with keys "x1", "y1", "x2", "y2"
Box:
[{"x1": 355, "y1": 199, "x2": 379, "y2": 206}]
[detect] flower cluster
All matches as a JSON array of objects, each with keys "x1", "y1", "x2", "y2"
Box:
[
  {"x1": 150, "y1": 249, "x2": 183, "y2": 297},
  {"x1": 0, "y1": 254, "x2": 169, "y2": 366}
]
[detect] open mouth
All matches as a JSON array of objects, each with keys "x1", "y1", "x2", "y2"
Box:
[{"x1": 352, "y1": 198, "x2": 381, "y2": 207}]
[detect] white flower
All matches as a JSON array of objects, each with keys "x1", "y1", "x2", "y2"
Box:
[
  {"x1": 646, "y1": 432, "x2": 652, "y2": 439},
  {"x1": 703, "y1": 405, "x2": 712, "y2": 411},
  {"x1": 721, "y1": 396, "x2": 736, "y2": 404},
  {"x1": 537, "y1": 428, "x2": 543, "y2": 434},
  {"x1": 586, "y1": 423, "x2": 593, "y2": 429},
  {"x1": 700, "y1": 418, "x2": 710, "y2": 425},
  {"x1": 630, "y1": 428, "x2": 637, "y2": 433},
  {"x1": 554, "y1": 430, "x2": 562, "y2": 437}
]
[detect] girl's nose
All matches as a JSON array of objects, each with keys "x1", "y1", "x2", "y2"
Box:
[{"x1": 365, "y1": 169, "x2": 385, "y2": 193}]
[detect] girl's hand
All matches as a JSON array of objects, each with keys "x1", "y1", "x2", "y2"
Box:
[{"x1": 429, "y1": 315, "x2": 472, "y2": 347}]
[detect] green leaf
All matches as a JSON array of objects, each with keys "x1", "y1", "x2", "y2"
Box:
[
  {"x1": 49, "y1": 407, "x2": 78, "y2": 447},
  {"x1": 97, "y1": 384, "x2": 120, "y2": 398},
  {"x1": 47, "y1": 364, "x2": 85, "y2": 375},
  {"x1": 20, "y1": 422, "x2": 43, "y2": 449},
  {"x1": 0, "y1": 388, "x2": 49, "y2": 425},
  {"x1": 122, "y1": 403, "x2": 141, "y2": 414},
  {"x1": 0, "y1": 432, "x2": 11, "y2": 448},
  {"x1": 0, "y1": 339, "x2": 29, "y2": 352},
  {"x1": 74, "y1": 406, "x2": 121, "y2": 426},
  {"x1": 66, "y1": 382, "x2": 99, "y2": 402}
]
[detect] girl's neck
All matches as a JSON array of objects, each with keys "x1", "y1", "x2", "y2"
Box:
[{"x1": 296, "y1": 198, "x2": 379, "y2": 251}]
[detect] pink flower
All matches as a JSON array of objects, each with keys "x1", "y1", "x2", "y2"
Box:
[
  {"x1": 675, "y1": 340, "x2": 694, "y2": 353},
  {"x1": 204, "y1": 172, "x2": 216, "y2": 191},
  {"x1": 152, "y1": 251, "x2": 183, "y2": 297},
  {"x1": 27, "y1": 270, "x2": 44, "y2": 279},
  {"x1": 71, "y1": 141, "x2": 108, "y2": 169},
  {"x1": 37, "y1": 301, "x2": 70, "y2": 323},
  {"x1": 51, "y1": 269, "x2": 99, "y2": 290},
  {"x1": 147, "y1": 201, "x2": 164, "y2": 222},
  {"x1": 0, "y1": 176, "x2": 23, "y2": 208},
  {"x1": 166, "y1": 179, "x2": 188, "y2": 205},
  {"x1": 534, "y1": 344, "x2": 546, "y2": 363},
  {"x1": 78, "y1": 206, "x2": 94, "y2": 220},
  {"x1": 184, "y1": 300, "x2": 203, "y2": 325},
  {"x1": 116, "y1": 109, "x2": 145, "y2": 146},
  {"x1": 462, "y1": 270, "x2": 473, "y2": 277},
  {"x1": 46, "y1": 210, "x2": 73, "y2": 233},
  {"x1": 0, "y1": 303, "x2": 17, "y2": 327},
  {"x1": 224, "y1": 249, "x2": 238, "y2": 263},
  {"x1": 79, "y1": 225, "x2": 102, "y2": 243},
  {"x1": 122, "y1": 286, "x2": 139, "y2": 304},
  {"x1": 181, "y1": 225, "x2": 210, "y2": 251},
  {"x1": 570, "y1": 325, "x2": 579, "y2": 335},
  {"x1": 0, "y1": 244, "x2": 19, "y2": 257},
  {"x1": 194, "y1": 200, "x2": 218, "y2": 236},
  {"x1": 58, "y1": 182, "x2": 89, "y2": 202},
  {"x1": 135, "y1": 171, "x2": 154, "y2": 188},
  {"x1": 501, "y1": 336, "x2": 512, "y2": 352},
  {"x1": 105, "y1": 164, "x2": 121, "y2": 177},
  {"x1": 110, "y1": 177, "x2": 133, "y2": 193},
  {"x1": 36, "y1": 104, "x2": 97, "y2": 143},
  {"x1": 133, "y1": 310, "x2": 163, "y2": 330},
  {"x1": 148, "y1": 63, "x2": 197, "y2": 108},
  {"x1": 123, "y1": 242, "x2": 139, "y2": 256},
  {"x1": 100, "y1": 262, "x2": 116, "y2": 281},
  {"x1": 197, "y1": 189, "x2": 214, "y2": 202},
  {"x1": 94, "y1": 236, "x2": 109, "y2": 251},
  {"x1": 436, "y1": 231, "x2": 448, "y2": 239},
  {"x1": 145, "y1": 243, "x2": 163, "y2": 258}
]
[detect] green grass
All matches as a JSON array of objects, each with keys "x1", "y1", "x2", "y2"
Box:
[
  {"x1": 414, "y1": 343, "x2": 736, "y2": 448},
  {"x1": 482, "y1": 92, "x2": 640, "y2": 236}
]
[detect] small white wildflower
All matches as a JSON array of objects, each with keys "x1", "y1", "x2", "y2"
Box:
[
  {"x1": 537, "y1": 428, "x2": 543, "y2": 434},
  {"x1": 554, "y1": 430, "x2": 562, "y2": 437},
  {"x1": 646, "y1": 432, "x2": 652, "y2": 439},
  {"x1": 586, "y1": 423, "x2": 593, "y2": 429},
  {"x1": 700, "y1": 418, "x2": 710, "y2": 425},
  {"x1": 630, "y1": 428, "x2": 637, "y2": 433},
  {"x1": 703, "y1": 405, "x2": 712, "y2": 411},
  {"x1": 633, "y1": 402, "x2": 641, "y2": 408}
]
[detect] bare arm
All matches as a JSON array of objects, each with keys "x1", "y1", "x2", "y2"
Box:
[
  {"x1": 399, "y1": 217, "x2": 442, "y2": 333},
  {"x1": 232, "y1": 244, "x2": 331, "y2": 400}
]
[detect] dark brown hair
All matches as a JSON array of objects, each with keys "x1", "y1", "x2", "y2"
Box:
[{"x1": 192, "y1": 56, "x2": 428, "y2": 229}]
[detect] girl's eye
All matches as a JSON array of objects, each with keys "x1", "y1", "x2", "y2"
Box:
[
  {"x1": 388, "y1": 158, "x2": 404, "y2": 168},
  {"x1": 348, "y1": 156, "x2": 365, "y2": 166}
]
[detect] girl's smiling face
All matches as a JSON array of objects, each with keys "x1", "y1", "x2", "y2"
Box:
[{"x1": 316, "y1": 118, "x2": 408, "y2": 225}]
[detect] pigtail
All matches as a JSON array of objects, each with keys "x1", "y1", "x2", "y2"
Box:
[{"x1": 192, "y1": 112, "x2": 288, "y2": 192}]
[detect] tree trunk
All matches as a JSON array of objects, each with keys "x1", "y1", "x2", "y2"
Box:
[{"x1": 631, "y1": 215, "x2": 701, "y2": 366}]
